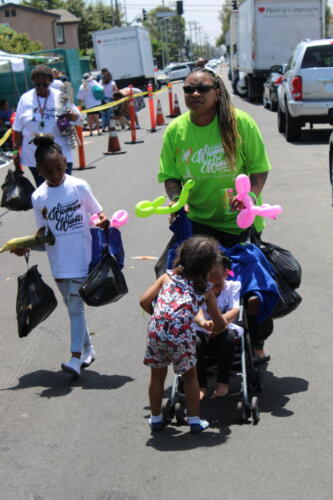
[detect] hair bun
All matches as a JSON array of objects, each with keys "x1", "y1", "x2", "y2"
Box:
[{"x1": 32, "y1": 133, "x2": 55, "y2": 147}]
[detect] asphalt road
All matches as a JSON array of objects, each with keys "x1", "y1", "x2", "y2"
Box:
[{"x1": 0, "y1": 69, "x2": 332, "y2": 500}]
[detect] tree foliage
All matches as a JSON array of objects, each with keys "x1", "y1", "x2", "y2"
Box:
[
  {"x1": 0, "y1": 25, "x2": 43, "y2": 53},
  {"x1": 142, "y1": 6, "x2": 185, "y2": 66},
  {"x1": 20, "y1": 0, "x2": 123, "y2": 53}
]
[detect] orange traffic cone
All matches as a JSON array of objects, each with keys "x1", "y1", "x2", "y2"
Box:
[
  {"x1": 172, "y1": 94, "x2": 181, "y2": 117},
  {"x1": 104, "y1": 119, "x2": 126, "y2": 155},
  {"x1": 155, "y1": 99, "x2": 165, "y2": 125}
]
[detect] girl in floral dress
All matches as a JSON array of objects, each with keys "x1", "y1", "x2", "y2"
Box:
[{"x1": 140, "y1": 236, "x2": 228, "y2": 433}]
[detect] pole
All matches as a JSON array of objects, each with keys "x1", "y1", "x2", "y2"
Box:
[
  {"x1": 167, "y1": 82, "x2": 173, "y2": 117},
  {"x1": 147, "y1": 83, "x2": 157, "y2": 132},
  {"x1": 110, "y1": 0, "x2": 114, "y2": 26},
  {"x1": 124, "y1": 85, "x2": 144, "y2": 144}
]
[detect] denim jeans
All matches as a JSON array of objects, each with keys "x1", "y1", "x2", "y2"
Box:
[
  {"x1": 56, "y1": 278, "x2": 91, "y2": 354},
  {"x1": 101, "y1": 97, "x2": 114, "y2": 128}
]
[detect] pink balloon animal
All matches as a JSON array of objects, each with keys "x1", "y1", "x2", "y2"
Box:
[
  {"x1": 90, "y1": 210, "x2": 129, "y2": 229},
  {"x1": 235, "y1": 174, "x2": 282, "y2": 229}
]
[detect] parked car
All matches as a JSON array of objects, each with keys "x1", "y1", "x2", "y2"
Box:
[
  {"x1": 155, "y1": 70, "x2": 170, "y2": 88},
  {"x1": 263, "y1": 64, "x2": 287, "y2": 111},
  {"x1": 328, "y1": 109, "x2": 333, "y2": 202},
  {"x1": 277, "y1": 39, "x2": 333, "y2": 142},
  {"x1": 163, "y1": 63, "x2": 191, "y2": 81}
]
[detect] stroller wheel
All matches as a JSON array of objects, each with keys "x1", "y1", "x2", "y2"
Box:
[
  {"x1": 175, "y1": 401, "x2": 186, "y2": 425},
  {"x1": 251, "y1": 396, "x2": 260, "y2": 425},
  {"x1": 162, "y1": 399, "x2": 175, "y2": 424},
  {"x1": 237, "y1": 401, "x2": 251, "y2": 423}
]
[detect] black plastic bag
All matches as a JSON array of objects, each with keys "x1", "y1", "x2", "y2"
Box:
[
  {"x1": 252, "y1": 234, "x2": 302, "y2": 289},
  {"x1": 1, "y1": 169, "x2": 35, "y2": 211},
  {"x1": 79, "y1": 251, "x2": 128, "y2": 306},
  {"x1": 272, "y1": 273, "x2": 302, "y2": 319},
  {"x1": 16, "y1": 264, "x2": 58, "y2": 337}
]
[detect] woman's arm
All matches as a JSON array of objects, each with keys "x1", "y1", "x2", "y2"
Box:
[
  {"x1": 250, "y1": 172, "x2": 269, "y2": 197},
  {"x1": 140, "y1": 274, "x2": 168, "y2": 314},
  {"x1": 164, "y1": 178, "x2": 182, "y2": 201}
]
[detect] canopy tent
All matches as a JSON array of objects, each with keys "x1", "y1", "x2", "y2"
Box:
[{"x1": 0, "y1": 51, "x2": 25, "y2": 72}]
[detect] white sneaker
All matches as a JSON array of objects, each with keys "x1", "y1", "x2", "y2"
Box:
[
  {"x1": 81, "y1": 345, "x2": 96, "y2": 369},
  {"x1": 61, "y1": 357, "x2": 81, "y2": 377}
]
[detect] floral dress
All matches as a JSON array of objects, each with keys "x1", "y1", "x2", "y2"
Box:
[{"x1": 143, "y1": 271, "x2": 204, "y2": 374}]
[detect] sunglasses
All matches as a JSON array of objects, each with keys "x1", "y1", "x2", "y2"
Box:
[
  {"x1": 34, "y1": 82, "x2": 49, "y2": 88},
  {"x1": 183, "y1": 85, "x2": 216, "y2": 94}
]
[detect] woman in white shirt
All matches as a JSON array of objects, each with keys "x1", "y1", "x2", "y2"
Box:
[
  {"x1": 77, "y1": 73, "x2": 103, "y2": 136},
  {"x1": 13, "y1": 65, "x2": 80, "y2": 187}
]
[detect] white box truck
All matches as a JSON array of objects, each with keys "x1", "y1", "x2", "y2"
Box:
[
  {"x1": 92, "y1": 26, "x2": 156, "y2": 89},
  {"x1": 236, "y1": 0, "x2": 325, "y2": 101}
]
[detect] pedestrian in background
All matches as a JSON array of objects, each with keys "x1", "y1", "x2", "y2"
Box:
[
  {"x1": 13, "y1": 65, "x2": 80, "y2": 186},
  {"x1": 101, "y1": 71, "x2": 118, "y2": 132},
  {"x1": 77, "y1": 73, "x2": 103, "y2": 136}
]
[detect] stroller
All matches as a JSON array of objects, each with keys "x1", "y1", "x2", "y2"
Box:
[
  {"x1": 161, "y1": 294, "x2": 263, "y2": 426},
  {"x1": 156, "y1": 210, "x2": 280, "y2": 426}
]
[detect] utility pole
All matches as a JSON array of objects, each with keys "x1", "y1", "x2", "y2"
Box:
[
  {"x1": 110, "y1": 0, "x2": 114, "y2": 27},
  {"x1": 115, "y1": 0, "x2": 120, "y2": 26}
]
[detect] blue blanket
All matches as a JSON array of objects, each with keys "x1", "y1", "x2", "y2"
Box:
[{"x1": 166, "y1": 210, "x2": 279, "y2": 323}]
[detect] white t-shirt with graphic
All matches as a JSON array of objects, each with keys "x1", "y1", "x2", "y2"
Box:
[
  {"x1": 13, "y1": 87, "x2": 80, "y2": 168},
  {"x1": 77, "y1": 80, "x2": 102, "y2": 109},
  {"x1": 196, "y1": 280, "x2": 242, "y2": 335},
  {"x1": 32, "y1": 175, "x2": 102, "y2": 279}
]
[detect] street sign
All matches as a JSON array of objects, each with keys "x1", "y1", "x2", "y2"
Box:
[{"x1": 156, "y1": 11, "x2": 176, "y2": 18}]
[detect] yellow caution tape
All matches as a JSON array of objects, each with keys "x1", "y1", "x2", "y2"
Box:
[
  {"x1": 0, "y1": 128, "x2": 12, "y2": 147},
  {"x1": 83, "y1": 86, "x2": 168, "y2": 114}
]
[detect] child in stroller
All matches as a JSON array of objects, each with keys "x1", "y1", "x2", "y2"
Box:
[
  {"x1": 162, "y1": 248, "x2": 263, "y2": 426},
  {"x1": 195, "y1": 253, "x2": 242, "y2": 400}
]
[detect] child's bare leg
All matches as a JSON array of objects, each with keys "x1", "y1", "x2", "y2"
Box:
[
  {"x1": 149, "y1": 367, "x2": 168, "y2": 416},
  {"x1": 183, "y1": 366, "x2": 200, "y2": 417},
  {"x1": 199, "y1": 388, "x2": 207, "y2": 400}
]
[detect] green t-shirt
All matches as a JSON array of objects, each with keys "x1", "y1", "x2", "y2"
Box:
[{"x1": 158, "y1": 109, "x2": 272, "y2": 234}]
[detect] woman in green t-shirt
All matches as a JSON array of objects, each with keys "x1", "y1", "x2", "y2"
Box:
[{"x1": 158, "y1": 68, "x2": 273, "y2": 361}]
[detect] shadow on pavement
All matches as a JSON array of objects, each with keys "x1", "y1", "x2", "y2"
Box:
[
  {"x1": 256, "y1": 370, "x2": 309, "y2": 417},
  {"x1": 2, "y1": 369, "x2": 134, "y2": 398},
  {"x1": 292, "y1": 128, "x2": 331, "y2": 145},
  {"x1": 146, "y1": 424, "x2": 231, "y2": 451}
]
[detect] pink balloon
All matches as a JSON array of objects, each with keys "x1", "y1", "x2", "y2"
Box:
[
  {"x1": 235, "y1": 174, "x2": 251, "y2": 196},
  {"x1": 111, "y1": 209, "x2": 129, "y2": 229},
  {"x1": 237, "y1": 210, "x2": 255, "y2": 229}
]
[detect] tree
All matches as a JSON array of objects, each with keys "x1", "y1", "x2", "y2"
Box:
[
  {"x1": 21, "y1": 0, "x2": 63, "y2": 8},
  {"x1": 0, "y1": 25, "x2": 43, "y2": 53},
  {"x1": 216, "y1": 3, "x2": 232, "y2": 46},
  {"x1": 142, "y1": 6, "x2": 185, "y2": 66},
  {"x1": 20, "y1": 1, "x2": 124, "y2": 53}
]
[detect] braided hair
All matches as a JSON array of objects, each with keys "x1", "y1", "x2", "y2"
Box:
[
  {"x1": 173, "y1": 235, "x2": 220, "y2": 294},
  {"x1": 32, "y1": 134, "x2": 63, "y2": 166},
  {"x1": 188, "y1": 68, "x2": 239, "y2": 168}
]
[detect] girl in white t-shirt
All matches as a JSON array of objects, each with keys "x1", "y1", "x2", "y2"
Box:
[
  {"x1": 195, "y1": 254, "x2": 241, "y2": 399},
  {"x1": 14, "y1": 134, "x2": 109, "y2": 377}
]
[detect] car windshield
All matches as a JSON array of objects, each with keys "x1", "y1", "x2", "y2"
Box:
[{"x1": 301, "y1": 45, "x2": 333, "y2": 68}]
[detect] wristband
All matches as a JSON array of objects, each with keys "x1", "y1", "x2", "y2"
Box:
[
  {"x1": 12, "y1": 150, "x2": 19, "y2": 155},
  {"x1": 248, "y1": 191, "x2": 258, "y2": 205}
]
